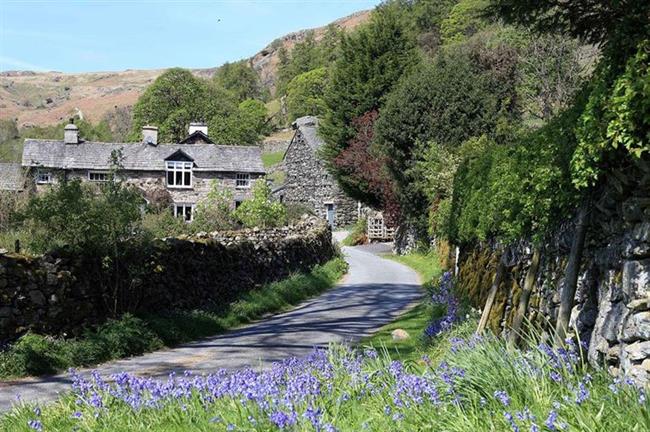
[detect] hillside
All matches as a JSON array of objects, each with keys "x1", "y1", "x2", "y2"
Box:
[{"x1": 0, "y1": 10, "x2": 370, "y2": 128}]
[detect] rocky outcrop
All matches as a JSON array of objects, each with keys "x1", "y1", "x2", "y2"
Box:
[{"x1": 0, "y1": 217, "x2": 335, "y2": 342}]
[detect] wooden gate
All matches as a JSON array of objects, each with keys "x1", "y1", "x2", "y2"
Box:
[{"x1": 367, "y1": 213, "x2": 395, "y2": 241}]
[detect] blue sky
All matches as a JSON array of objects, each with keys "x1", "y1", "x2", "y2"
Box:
[{"x1": 0, "y1": 0, "x2": 381, "y2": 73}]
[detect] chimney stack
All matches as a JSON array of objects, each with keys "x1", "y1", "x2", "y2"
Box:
[
  {"x1": 188, "y1": 122, "x2": 208, "y2": 136},
  {"x1": 64, "y1": 119, "x2": 79, "y2": 144},
  {"x1": 142, "y1": 125, "x2": 158, "y2": 146}
]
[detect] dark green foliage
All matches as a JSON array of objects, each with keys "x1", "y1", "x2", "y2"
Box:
[
  {"x1": 448, "y1": 98, "x2": 585, "y2": 244},
  {"x1": 488, "y1": 0, "x2": 650, "y2": 53},
  {"x1": 130, "y1": 68, "x2": 236, "y2": 143},
  {"x1": 0, "y1": 258, "x2": 347, "y2": 378},
  {"x1": 320, "y1": 2, "x2": 419, "y2": 196},
  {"x1": 214, "y1": 60, "x2": 267, "y2": 102},
  {"x1": 374, "y1": 37, "x2": 519, "y2": 232}
]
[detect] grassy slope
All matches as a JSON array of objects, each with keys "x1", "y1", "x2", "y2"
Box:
[{"x1": 0, "y1": 257, "x2": 347, "y2": 379}]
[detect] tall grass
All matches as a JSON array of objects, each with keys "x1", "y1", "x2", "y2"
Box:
[
  {"x1": 3, "y1": 319, "x2": 647, "y2": 431},
  {"x1": 0, "y1": 258, "x2": 347, "y2": 379}
]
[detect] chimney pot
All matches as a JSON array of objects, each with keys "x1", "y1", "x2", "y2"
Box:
[
  {"x1": 188, "y1": 122, "x2": 208, "y2": 137},
  {"x1": 142, "y1": 125, "x2": 158, "y2": 146},
  {"x1": 64, "y1": 121, "x2": 79, "y2": 144}
]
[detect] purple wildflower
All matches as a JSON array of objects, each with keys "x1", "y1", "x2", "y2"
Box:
[
  {"x1": 28, "y1": 420, "x2": 43, "y2": 431},
  {"x1": 504, "y1": 412, "x2": 520, "y2": 432},
  {"x1": 494, "y1": 390, "x2": 511, "y2": 407}
]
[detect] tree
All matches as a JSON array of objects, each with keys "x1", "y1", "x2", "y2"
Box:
[
  {"x1": 331, "y1": 111, "x2": 400, "y2": 224},
  {"x1": 130, "y1": 68, "x2": 236, "y2": 143},
  {"x1": 320, "y1": 2, "x2": 419, "y2": 202},
  {"x1": 373, "y1": 38, "x2": 519, "y2": 232},
  {"x1": 234, "y1": 180, "x2": 287, "y2": 228},
  {"x1": 209, "y1": 99, "x2": 269, "y2": 145},
  {"x1": 103, "y1": 106, "x2": 133, "y2": 142},
  {"x1": 214, "y1": 61, "x2": 266, "y2": 102},
  {"x1": 276, "y1": 31, "x2": 323, "y2": 96},
  {"x1": 440, "y1": 0, "x2": 491, "y2": 44},
  {"x1": 285, "y1": 68, "x2": 328, "y2": 121},
  {"x1": 488, "y1": 0, "x2": 649, "y2": 56}
]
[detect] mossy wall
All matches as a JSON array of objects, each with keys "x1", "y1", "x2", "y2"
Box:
[{"x1": 455, "y1": 162, "x2": 650, "y2": 385}]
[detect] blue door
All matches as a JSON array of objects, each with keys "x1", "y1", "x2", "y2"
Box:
[{"x1": 326, "y1": 203, "x2": 335, "y2": 227}]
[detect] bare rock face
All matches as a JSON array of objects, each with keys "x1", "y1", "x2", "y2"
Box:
[{"x1": 391, "y1": 329, "x2": 410, "y2": 341}]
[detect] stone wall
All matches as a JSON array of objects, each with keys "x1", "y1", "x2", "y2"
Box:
[
  {"x1": 455, "y1": 161, "x2": 650, "y2": 385},
  {"x1": 261, "y1": 138, "x2": 290, "y2": 154},
  {"x1": 0, "y1": 217, "x2": 335, "y2": 342},
  {"x1": 280, "y1": 129, "x2": 359, "y2": 228}
]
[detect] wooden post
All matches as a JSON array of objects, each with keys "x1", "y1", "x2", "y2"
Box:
[
  {"x1": 477, "y1": 253, "x2": 507, "y2": 334},
  {"x1": 14, "y1": 239, "x2": 20, "y2": 254},
  {"x1": 508, "y1": 247, "x2": 541, "y2": 346},
  {"x1": 554, "y1": 201, "x2": 589, "y2": 345}
]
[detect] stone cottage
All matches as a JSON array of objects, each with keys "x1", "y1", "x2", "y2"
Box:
[
  {"x1": 277, "y1": 116, "x2": 359, "y2": 227},
  {"x1": 20, "y1": 121, "x2": 265, "y2": 221}
]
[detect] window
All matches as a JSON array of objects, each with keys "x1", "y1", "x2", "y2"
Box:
[
  {"x1": 173, "y1": 203, "x2": 194, "y2": 222},
  {"x1": 36, "y1": 171, "x2": 52, "y2": 185},
  {"x1": 236, "y1": 173, "x2": 250, "y2": 189},
  {"x1": 166, "y1": 161, "x2": 193, "y2": 188},
  {"x1": 88, "y1": 171, "x2": 109, "y2": 182}
]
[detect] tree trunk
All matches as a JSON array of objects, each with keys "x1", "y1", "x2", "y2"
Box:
[
  {"x1": 477, "y1": 253, "x2": 507, "y2": 334},
  {"x1": 508, "y1": 247, "x2": 541, "y2": 346},
  {"x1": 554, "y1": 201, "x2": 590, "y2": 345}
]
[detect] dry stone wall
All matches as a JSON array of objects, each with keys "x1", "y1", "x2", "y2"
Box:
[
  {"x1": 0, "y1": 217, "x2": 335, "y2": 343},
  {"x1": 455, "y1": 163, "x2": 650, "y2": 385}
]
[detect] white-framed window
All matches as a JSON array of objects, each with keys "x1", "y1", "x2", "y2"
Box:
[
  {"x1": 166, "y1": 161, "x2": 193, "y2": 188},
  {"x1": 236, "y1": 173, "x2": 250, "y2": 189},
  {"x1": 36, "y1": 171, "x2": 52, "y2": 185},
  {"x1": 88, "y1": 171, "x2": 109, "y2": 182},
  {"x1": 173, "y1": 203, "x2": 194, "y2": 222}
]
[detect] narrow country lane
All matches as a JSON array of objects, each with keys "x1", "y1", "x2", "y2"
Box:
[{"x1": 0, "y1": 244, "x2": 421, "y2": 412}]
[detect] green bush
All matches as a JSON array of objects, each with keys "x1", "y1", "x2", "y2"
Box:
[
  {"x1": 234, "y1": 179, "x2": 287, "y2": 228},
  {"x1": 341, "y1": 218, "x2": 367, "y2": 246}
]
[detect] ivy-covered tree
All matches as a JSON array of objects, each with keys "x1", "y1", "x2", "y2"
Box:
[{"x1": 373, "y1": 37, "x2": 519, "y2": 232}]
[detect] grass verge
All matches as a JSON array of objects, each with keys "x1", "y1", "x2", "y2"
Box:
[
  {"x1": 3, "y1": 316, "x2": 647, "y2": 431},
  {"x1": 361, "y1": 250, "x2": 443, "y2": 361},
  {"x1": 0, "y1": 257, "x2": 348, "y2": 379},
  {"x1": 339, "y1": 218, "x2": 367, "y2": 246},
  {"x1": 261, "y1": 151, "x2": 285, "y2": 168}
]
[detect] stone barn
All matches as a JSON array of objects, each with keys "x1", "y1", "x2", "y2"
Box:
[{"x1": 278, "y1": 116, "x2": 359, "y2": 228}]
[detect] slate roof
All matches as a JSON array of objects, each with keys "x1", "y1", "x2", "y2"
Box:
[
  {"x1": 292, "y1": 116, "x2": 324, "y2": 151},
  {"x1": 22, "y1": 140, "x2": 265, "y2": 174},
  {"x1": 0, "y1": 162, "x2": 25, "y2": 191}
]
